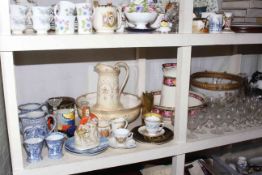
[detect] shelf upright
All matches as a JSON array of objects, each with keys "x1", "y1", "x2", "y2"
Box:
[
  {"x1": 172, "y1": 0, "x2": 193, "y2": 174},
  {"x1": 0, "y1": 0, "x2": 24, "y2": 174},
  {"x1": 0, "y1": 0, "x2": 11, "y2": 34}
]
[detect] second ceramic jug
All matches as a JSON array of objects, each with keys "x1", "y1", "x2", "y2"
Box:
[
  {"x1": 160, "y1": 63, "x2": 177, "y2": 108},
  {"x1": 19, "y1": 111, "x2": 56, "y2": 139},
  {"x1": 93, "y1": 62, "x2": 129, "y2": 110}
]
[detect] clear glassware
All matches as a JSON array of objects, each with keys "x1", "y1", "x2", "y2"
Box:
[
  {"x1": 195, "y1": 109, "x2": 208, "y2": 134},
  {"x1": 224, "y1": 110, "x2": 234, "y2": 132},
  {"x1": 187, "y1": 115, "x2": 199, "y2": 139},
  {"x1": 211, "y1": 113, "x2": 225, "y2": 135}
]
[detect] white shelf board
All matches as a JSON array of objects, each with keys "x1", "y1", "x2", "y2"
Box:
[
  {"x1": 1, "y1": 33, "x2": 262, "y2": 51},
  {"x1": 182, "y1": 126, "x2": 262, "y2": 154},
  {"x1": 20, "y1": 140, "x2": 178, "y2": 175},
  {"x1": 18, "y1": 126, "x2": 262, "y2": 175}
]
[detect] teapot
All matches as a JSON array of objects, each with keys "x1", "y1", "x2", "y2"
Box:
[
  {"x1": 93, "y1": 4, "x2": 122, "y2": 33},
  {"x1": 93, "y1": 62, "x2": 129, "y2": 110}
]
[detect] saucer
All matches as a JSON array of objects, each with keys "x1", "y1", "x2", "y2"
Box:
[
  {"x1": 125, "y1": 27, "x2": 156, "y2": 33},
  {"x1": 138, "y1": 126, "x2": 165, "y2": 137},
  {"x1": 132, "y1": 126, "x2": 173, "y2": 145},
  {"x1": 65, "y1": 137, "x2": 109, "y2": 155},
  {"x1": 108, "y1": 137, "x2": 136, "y2": 149}
]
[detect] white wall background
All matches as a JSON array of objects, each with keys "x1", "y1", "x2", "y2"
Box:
[{"x1": 15, "y1": 55, "x2": 259, "y2": 104}]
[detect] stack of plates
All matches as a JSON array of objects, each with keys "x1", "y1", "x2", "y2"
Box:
[{"x1": 65, "y1": 137, "x2": 109, "y2": 156}]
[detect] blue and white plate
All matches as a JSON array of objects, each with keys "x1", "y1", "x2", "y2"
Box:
[{"x1": 65, "y1": 137, "x2": 109, "y2": 156}]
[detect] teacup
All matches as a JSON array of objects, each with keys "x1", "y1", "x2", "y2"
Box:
[
  {"x1": 10, "y1": 15, "x2": 27, "y2": 34},
  {"x1": 32, "y1": 6, "x2": 51, "y2": 16},
  {"x1": 19, "y1": 111, "x2": 56, "y2": 139},
  {"x1": 76, "y1": 3, "x2": 93, "y2": 16},
  {"x1": 208, "y1": 13, "x2": 224, "y2": 33},
  {"x1": 45, "y1": 132, "x2": 65, "y2": 159},
  {"x1": 54, "y1": 1, "x2": 75, "y2": 16},
  {"x1": 113, "y1": 128, "x2": 133, "y2": 144},
  {"x1": 18, "y1": 102, "x2": 48, "y2": 114},
  {"x1": 144, "y1": 115, "x2": 164, "y2": 135},
  {"x1": 55, "y1": 15, "x2": 75, "y2": 34},
  {"x1": 77, "y1": 15, "x2": 92, "y2": 34},
  {"x1": 109, "y1": 117, "x2": 128, "y2": 131},
  {"x1": 98, "y1": 120, "x2": 110, "y2": 137},
  {"x1": 10, "y1": 4, "x2": 28, "y2": 17},
  {"x1": 23, "y1": 137, "x2": 44, "y2": 163}
]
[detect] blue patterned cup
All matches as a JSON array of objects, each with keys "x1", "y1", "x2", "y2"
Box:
[
  {"x1": 208, "y1": 13, "x2": 224, "y2": 33},
  {"x1": 24, "y1": 137, "x2": 44, "y2": 163},
  {"x1": 45, "y1": 132, "x2": 65, "y2": 159}
]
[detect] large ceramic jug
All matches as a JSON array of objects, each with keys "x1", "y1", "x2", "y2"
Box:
[
  {"x1": 94, "y1": 62, "x2": 129, "y2": 110},
  {"x1": 93, "y1": 4, "x2": 122, "y2": 33}
]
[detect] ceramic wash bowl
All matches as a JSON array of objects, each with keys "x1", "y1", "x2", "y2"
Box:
[
  {"x1": 76, "y1": 92, "x2": 141, "y2": 123},
  {"x1": 151, "y1": 91, "x2": 207, "y2": 123}
]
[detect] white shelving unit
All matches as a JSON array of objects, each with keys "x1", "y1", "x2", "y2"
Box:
[{"x1": 1, "y1": 0, "x2": 262, "y2": 174}]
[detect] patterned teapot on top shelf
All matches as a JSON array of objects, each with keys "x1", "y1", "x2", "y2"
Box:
[{"x1": 92, "y1": 4, "x2": 122, "y2": 33}]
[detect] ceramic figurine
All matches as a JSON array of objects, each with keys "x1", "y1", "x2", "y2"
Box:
[
  {"x1": 74, "y1": 113, "x2": 99, "y2": 150},
  {"x1": 158, "y1": 20, "x2": 171, "y2": 33}
]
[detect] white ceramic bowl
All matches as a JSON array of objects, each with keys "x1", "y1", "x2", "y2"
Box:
[
  {"x1": 76, "y1": 92, "x2": 141, "y2": 123},
  {"x1": 125, "y1": 12, "x2": 158, "y2": 29}
]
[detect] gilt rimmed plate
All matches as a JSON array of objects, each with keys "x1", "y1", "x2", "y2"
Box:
[
  {"x1": 65, "y1": 137, "x2": 109, "y2": 155},
  {"x1": 138, "y1": 126, "x2": 165, "y2": 137},
  {"x1": 132, "y1": 126, "x2": 173, "y2": 144}
]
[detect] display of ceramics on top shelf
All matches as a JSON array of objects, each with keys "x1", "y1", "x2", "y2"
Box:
[{"x1": 9, "y1": 0, "x2": 179, "y2": 35}]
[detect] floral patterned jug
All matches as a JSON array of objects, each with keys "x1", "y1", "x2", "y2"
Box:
[{"x1": 93, "y1": 62, "x2": 129, "y2": 110}]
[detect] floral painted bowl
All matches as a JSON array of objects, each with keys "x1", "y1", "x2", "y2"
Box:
[{"x1": 151, "y1": 91, "x2": 207, "y2": 124}]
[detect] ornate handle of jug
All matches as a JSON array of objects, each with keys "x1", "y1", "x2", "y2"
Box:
[{"x1": 114, "y1": 62, "x2": 129, "y2": 95}]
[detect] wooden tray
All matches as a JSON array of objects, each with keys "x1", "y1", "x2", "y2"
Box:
[{"x1": 231, "y1": 23, "x2": 262, "y2": 33}]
